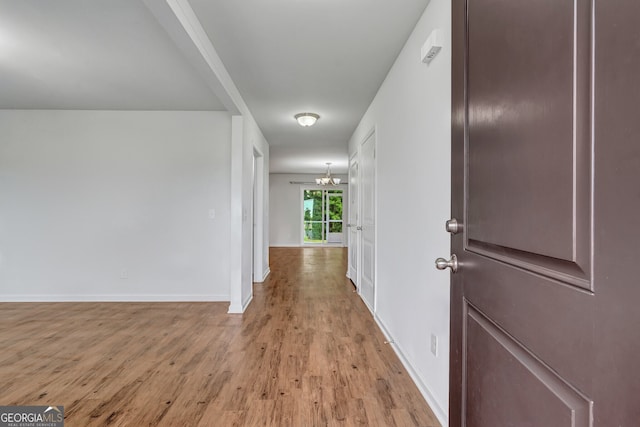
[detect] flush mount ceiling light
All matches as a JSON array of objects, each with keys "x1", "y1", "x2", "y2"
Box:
[
  {"x1": 295, "y1": 112, "x2": 320, "y2": 127},
  {"x1": 316, "y1": 162, "x2": 341, "y2": 186}
]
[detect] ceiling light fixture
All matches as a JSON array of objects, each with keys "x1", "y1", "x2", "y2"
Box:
[
  {"x1": 316, "y1": 162, "x2": 341, "y2": 186},
  {"x1": 295, "y1": 112, "x2": 319, "y2": 127}
]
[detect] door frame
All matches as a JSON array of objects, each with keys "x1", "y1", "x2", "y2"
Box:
[
  {"x1": 252, "y1": 147, "x2": 266, "y2": 283},
  {"x1": 347, "y1": 152, "x2": 359, "y2": 287}
]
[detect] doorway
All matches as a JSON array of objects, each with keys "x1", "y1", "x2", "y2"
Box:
[{"x1": 302, "y1": 189, "x2": 344, "y2": 246}]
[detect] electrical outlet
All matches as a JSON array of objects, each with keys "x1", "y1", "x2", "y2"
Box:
[
  {"x1": 120, "y1": 269, "x2": 128, "y2": 280},
  {"x1": 430, "y1": 334, "x2": 438, "y2": 357}
]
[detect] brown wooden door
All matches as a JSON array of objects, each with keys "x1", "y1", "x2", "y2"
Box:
[{"x1": 450, "y1": 0, "x2": 640, "y2": 426}]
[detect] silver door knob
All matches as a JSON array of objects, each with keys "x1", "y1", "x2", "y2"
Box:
[
  {"x1": 445, "y1": 218, "x2": 462, "y2": 234},
  {"x1": 435, "y1": 254, "x2": 458, "y2": 273}
]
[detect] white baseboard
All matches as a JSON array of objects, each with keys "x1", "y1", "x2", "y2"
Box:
[
  {"x1": 374, "y1": 315, "x2": 448, "y2": 427},
  {"x1": 242, "y1": 293, "x2": 253, "y2": 311},
  {"x1": 227, "y1": 303, "x2": 243, "y2": 313},
  {"x1": 228, "y1": 293, "x2": 253, "y2": 314},
  {"x1": 0, "y1": 294, "x2": 230, "y2": 302},
  {"x1": 361, "y1": 294, "x2": 374, "y2": 314},
  {"x1": 269, "y1": 244, "x2": 346, "y2": 248},
  {"x1": 254, "y1": 267, "x2": 270, "y2": 283}
]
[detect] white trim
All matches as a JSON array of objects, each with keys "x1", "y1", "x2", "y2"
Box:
[
  {"x1": 361, "y1": 295, "x2": 374, "y2": 315},
  {"x1": 347, "y1": 152, "x2": 359, "y2": 290},
  {"x1": 1, "y1": 294, "x2": 230, "y2": 302},
  {"x1": 269, "y1": 244, "x2": 344, "y2": 248},
  {"x1": 229, "y1": 293, "x2": 254, "y2": 314},
  {"x1": 141, "y1": 0, "x2": 240, "y2": 114},
  {"x1": 252, "y1": 147, "x2": 265, "y2": 283},
  {"x1": 361, "y1": 126, "x2": 376, "y2": 148},
  {"x1": 229, "y1": 115, "x2": 244, "y2": 313},
  {"x1": 374, "y1": 314, "x2": 448, "y2": 427},
  {"x1": 260, "y1": 267, "x2": 271, "y2": 282}
]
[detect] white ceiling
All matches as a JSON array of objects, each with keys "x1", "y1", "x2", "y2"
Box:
[
  {"x1": 0, "y1": 0, "x2": 224, "y2": 110},
  {"x1": 0, "y1": 0, "x2": 429, "y2": 174},
  {"x1": 190, "y1": 0, "x2": 430, "y2": 172}
]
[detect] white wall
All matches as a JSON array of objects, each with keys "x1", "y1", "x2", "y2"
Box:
[
  {"x1": 0, "y1": 110, "x2": 232, "y2": 301},
  {"x1": 348, "y1": 1, "x2": 451, "y2": 424},
  {"x1": 269, "y1": 173, "x2": 348, "y2": 247}
]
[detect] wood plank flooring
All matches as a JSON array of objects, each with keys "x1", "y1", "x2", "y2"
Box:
[{"x1": 0, "y1": 247, "x2": 441, "y2": 426}]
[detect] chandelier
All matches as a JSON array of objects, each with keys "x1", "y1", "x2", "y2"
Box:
[{"x1": 316, "y1": 163, "x2": 341, "y2": 186}]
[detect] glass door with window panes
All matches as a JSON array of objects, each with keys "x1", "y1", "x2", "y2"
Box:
[{"x1": 303, "y1": 189, "x2": 343, "y2": 245}]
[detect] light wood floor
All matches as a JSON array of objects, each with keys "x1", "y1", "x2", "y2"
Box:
[{"x1": 0, "y1": 247, "x2": 441, "y2": 426}]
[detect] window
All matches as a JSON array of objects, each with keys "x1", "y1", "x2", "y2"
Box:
[{"x1": 303, "y1": 189, "x2": 343, "y2": 245}]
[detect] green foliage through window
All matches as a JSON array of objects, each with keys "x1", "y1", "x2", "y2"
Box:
[{"x1": 303, "y1": 189, "x2": 343, "y2": 243}]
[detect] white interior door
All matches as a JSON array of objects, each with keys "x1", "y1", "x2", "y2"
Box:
[
  {"x1": 348, "y1": 157, "x2": 359, "y2": 285},
  {"x1": 360, "y1": 132, "x2": 375, "y2": 311}
]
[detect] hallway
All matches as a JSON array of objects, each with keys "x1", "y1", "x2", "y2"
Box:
[{"x1": 0, "y1": 247, "x2": 440, "y2": 426}]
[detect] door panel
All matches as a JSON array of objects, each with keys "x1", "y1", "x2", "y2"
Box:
[
  {"x1": 466, "y1": 0, "x2": 592, "y2": 289},
  {"x1": 464, "y1": 260, "x2": 593, "y2": 392},
  {"x1": 465, "y1": 305, "x2": 591, "y2": 427},
  {"x1": 467, "y1": 0, "x2": 576, "y2": 260}
]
